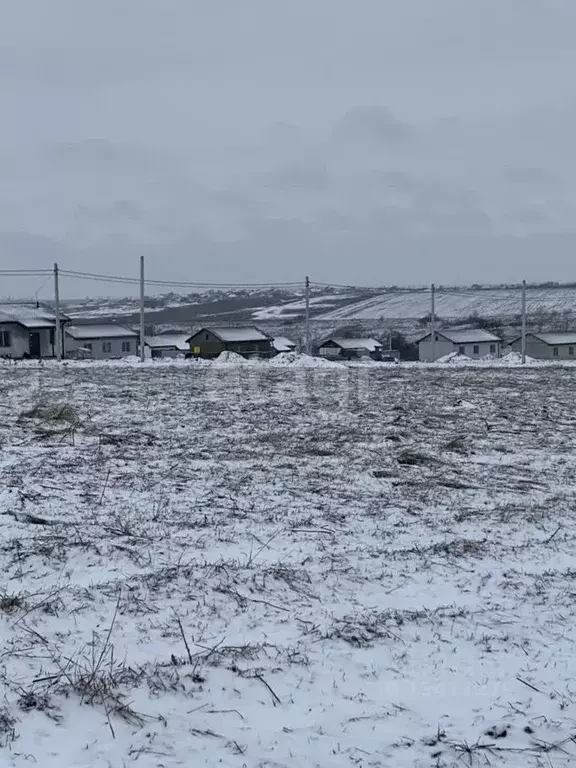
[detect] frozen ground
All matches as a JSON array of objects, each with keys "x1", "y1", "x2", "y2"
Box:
[
  {"x1": 1, "y1": 362, "x2": 576, "y2": 767},
  {"x1": 317, "y1": 287, "x2": 576, "y2": 321}
]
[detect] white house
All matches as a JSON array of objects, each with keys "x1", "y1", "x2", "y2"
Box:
[
  {"x1": 0, "y1": 303, "x2": 68, "y2": 359},
  {"x1": 145, "y1": 334, "x2": 189, "y2": 359},
  {"x1": 65, "y1": 324, "x2": 139, "y2": 359},
  {"x1": 318, "y1": 337, "x2": 384, "y2": 359},
  {"x1": 509, "y1": 332, "x2": 576, "y2": 360},
  {"x1": 418, "y1": 329, "x2": 501, "y2": 361}
]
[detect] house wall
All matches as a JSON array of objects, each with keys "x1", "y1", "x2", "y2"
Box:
[
  {"x1": 509, "y1": 337, "x2": 576, "y2": 359},
  {"x1": 456, "y1": 341, "x2": 499, "y2": 359},
  {"x1": 188, "y1": 330, "x2": 272, "y2": 359},
  {"x1": 418, "y1": 338, "x2": 455, "y2": 361},
  {"x1": 319, "y1": 346, "x2": 381, "y2": 360},
  {"x1": 38, "y1": 329, "x2": 56, "y2": 358},
  {"x1": 318, "y1": 344, "x2": 340, "y2": 357},
  {"x1": 65, "y1": 335, "x2": 138, "y2": 359},
  {"x1": 150, "y1": 348, "x2": 183, "y2": 359},
  {"x1": 419, "y1": 337, "x2": 499, "y2": 361},
  {"x1": 0, "y1": 324, "x2": 30, "y2": 357}
]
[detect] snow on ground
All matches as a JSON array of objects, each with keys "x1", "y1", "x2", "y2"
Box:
[
  {"x1": 64, "y1": 299, "x2": 195, "y2": 320},
  {"x1": 318, "y1": 287, "x2": 576, "y2": 321},
  {"x1": 1, "y1": 364, "x2": 576, "y2": 767},
  {"x1": 269, "y1": 351, "x2": 342, "y2": 367},
  {"x1": 252, "y1": 295, "x2": 353, "y2": 321}
]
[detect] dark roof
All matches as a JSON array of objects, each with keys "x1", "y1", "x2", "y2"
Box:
[
  {"x1": 66, "y1": 324, "x2": 138, "y2": 340},
  {"x1": 0, "y1": 303, "x2": 70, "y2": 329},
  {"x1": 510, "y1": 332, "x2": 576, "y2": 346},
  {"x1": 417, "y1": 328, "x2": 501, "y2": 344},
  {"x1": 319, "y1": 337, "x2": 383, "y2": 351},
  {"x1": 187, "y1": 326, "x2": 272, "y2": 343}
]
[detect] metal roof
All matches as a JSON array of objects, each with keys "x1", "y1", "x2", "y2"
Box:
[
  {"x1": 526, "y1": 332, "x2": 576, "y2": 345},
  {"x1": 66, "y1": 324, "x2": 138, "y2": 340},
  {"x1": 272, "y1": 336, "x2": 296, "y2": 352},
  {"x1": 145, "y1": 334, "x2": 189, "y2": 350},
  {"x1": 0, "y1": 303, "x2": 68, "y2": 329},
  {"x1": 420, "y1": 328, "x2": 501, "y2": 344},
  {"x1": 190, "y1": 326, "x2": 271, "y2": 343},
  {"x1": 322, "y1": 337, "x2": 383, "y2": 351}
]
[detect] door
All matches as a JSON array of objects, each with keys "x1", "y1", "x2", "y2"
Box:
[{"x1": 29, "y1": 332, "x2": 41, "y2": 357}]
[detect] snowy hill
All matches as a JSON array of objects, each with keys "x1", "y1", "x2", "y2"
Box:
[
  {"x1": 58, "y1": 284, "x2": 576, "y2": 331},
  {"x1": 313, "y1": 287, "x2": 576, "y2": 321}
]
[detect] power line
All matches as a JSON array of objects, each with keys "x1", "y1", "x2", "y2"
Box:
[
  {"x1": 59, "y1": 269, "x2": 303, "y2": 289},
  {"x1": 0, "y1": 269, "x2": 52, "y2": 276}
]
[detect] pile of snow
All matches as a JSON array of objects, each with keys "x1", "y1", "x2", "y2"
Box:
[
  {"x1": 214, "y1": 350, "x2": 252, "y2": 364},
  {"x1": 435, "y1": 351, "x2": 471, "y2": 364},
  {"x1": 270, "y1": 352, "x2": 342, "y2": 368},
  {"x1": 497, "y1": 351, "x2": 536, "y2": 366}
]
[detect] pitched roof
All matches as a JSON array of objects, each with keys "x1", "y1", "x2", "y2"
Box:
[
  {"x1": 419, "y1": 328, "x2": 501, "y2": 344},
  {"x1": 272, "y1": 336, "x2": 296, "y2": 352},
  {"x1": 66, "y1": 324, "x2": 138, "y2": 340},
  {"x1": 0, "y1": 303, "x2": 68, "y2": 329},
  {"x1": 521, "y1": 332, "x2": 576, "y2": 346},
  {"x1": 322, "y1": 337, "x2": 383, "y2": 351},
  {"x1": 145, "y1": 334, "x2": 189, "y2": 351},
  {"x1": 189, "y1": 326, "x2": 271, "y2": 343}
]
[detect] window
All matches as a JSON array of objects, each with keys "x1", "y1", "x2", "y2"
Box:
[
  {"x1": 553, "y1": 347, "x2": 559, "y2": 357},
  {"x1": 85, "y1": 343, "x2": 92, "y2": 350},
  {"x1": 121, "y1": 341, "x2": 131, "y2": 353},
  {"x1": 0, "y1": 330, "x2": 11, "y2": 348},
  {"x1": 458, "y1": 345, "x2": 465, "y2": 355},
  {"x1": 490, "y1": 344, "x2": 496, "y2": 354},
  {"x1": 473, "y1": 345, "x2": 479, "y2": 354},
  {"x1": 49, "y1": 329, "x2": 55, "y2": 346},
  {"x1": 570, "y1": 347, "x2": 574, "y2": 356},
  {"x1": 102, "y1": 341, "x2": 112, "y2": 353},
  {"x1": 205, "y1": 333, "x2": 210, "y2": 341}
]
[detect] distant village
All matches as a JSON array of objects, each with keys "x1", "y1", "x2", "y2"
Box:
[{"x1": 0, "y1": 301, "x2": 574, "y2": 362}]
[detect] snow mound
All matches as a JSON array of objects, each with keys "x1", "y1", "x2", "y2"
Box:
[
  {"x1": 270, "y1": 352, "x2": 342, "y2": 368},
  {"x1": 214, "y1": 350, "x2": 252, "y2": 364},
  {"x1": 435, "y1": 351, "x2": 470, "y2": 364},
  {"x1": 497, "y1": 351, "x2": 535, "y2": 366}
]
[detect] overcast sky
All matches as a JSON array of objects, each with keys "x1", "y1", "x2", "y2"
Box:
[{"x1": 2, "y1": 0, "x2": 576, "y2": 297}]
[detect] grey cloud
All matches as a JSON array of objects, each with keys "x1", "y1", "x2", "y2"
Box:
[
  {"x1": 367, "y1": 170, "x2": 416, "y2": 192},
  {"x1": 333, "y1": 106, "x2": 412, "y2": 145},
  {"x1": 53, "y1": 139, "x2": 167, "y2": 171},
  {"x1": 502, "y1": 165, "x2": 558, "y2": 185},
  {"x1": 75, "y1": 201, "x2": 144, "y2": 223},
  {"x1": 2, "y1": 0, "x2": 576, "y2": 292},
  {"x1": 255, "y1": 161, "x2": 331, "y2": 190}
]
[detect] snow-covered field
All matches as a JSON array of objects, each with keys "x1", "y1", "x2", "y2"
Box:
[
  {"x1": 252, "y1": 294, "x2": 352, "y2": 321},
  {"x1": 317, "y1": 287, "x2": 576, "y2": 321},
  {"x1": 1, "y1": 362, "x2": 576, "y2": 767},
  {"x1": 64, "y1": 298, "x2": 191, "y2": 319}
]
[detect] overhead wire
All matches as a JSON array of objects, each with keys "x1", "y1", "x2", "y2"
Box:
[{"x1": 58, "y1": 269, "x2": 303, "y2": 289}]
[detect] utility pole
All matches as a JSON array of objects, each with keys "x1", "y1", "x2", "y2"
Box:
[
  {"x1": 521, "y1": 279, "x2": 527, "y2": 365},
  {"x1": 304, "y1": 275, "x2": 310, "y2": 355},
  {"x1": 139, "y1": 256, "x2": 145, "y2": 362},
  {"x1": 53, "y1": 262, "x2": 61, "y2": 361},
  {"x1": 430, "y1": 283, "x2": 436, "y2": 362}
]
